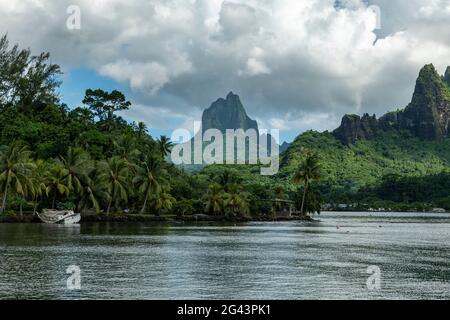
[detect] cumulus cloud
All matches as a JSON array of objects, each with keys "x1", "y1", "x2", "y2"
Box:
[
  {"x1": 99, "y1": 54, "x2": 192, "y2": 94},
  {"x1": 1, "y1": 0, "x2": 450, "y2": 138}
]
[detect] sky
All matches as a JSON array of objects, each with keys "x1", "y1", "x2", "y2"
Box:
[{"x1": 1, "y1": 0, "x2": 450, "y2": 143}]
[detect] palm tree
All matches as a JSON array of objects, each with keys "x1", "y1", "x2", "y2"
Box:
[
  {"x1": 137, "y1": 122, "x2": 148, "y2": 138},
  {"x1": 153, "y1": 189, "x2": 176, "y2": 215},
  {"x1": 292, "y1": 150, "x2": 321, "y2": 216},
  {"x1": 78, "y1": 168, "x2": 110, "y2": 214},
  {"x1": 98, "y1": 157, "x2": 129, "y2": 215},
  {"x1": 29, "y1": 159, "x2": 48, "y2": 215},
  {"x1": 112, "y1": 135, "x2": 140, "y2": 165},
  {"x1": 18, "y1": 173, "x2": 35, "y2": 216},
  {"x1": 215, "y1": 170, "x2": 240, "y2": 192},
  {"x1": 157, "y1": 136, "x2": 173, "y2": 158},
  {"x1": 203, "y1": 183, "x2": 225, "y2": 216},
  {"x1": 58, "y1": 147, "x2": 93, "y2": 194},
  {"x1": 45, "y1": 164, "x2": 70, "y2": 209},
  {"x1": 133, "y1": 156, "x2": 166, "y2": 214},
  {"x1": 0, "y1": 143, "x2": 34, "y2": 214},
  {"x1": 224, "y1": 183, "x2": 249, "y2": 216}
]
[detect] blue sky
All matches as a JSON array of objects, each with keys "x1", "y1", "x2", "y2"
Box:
[
  {"x1": 59, "y1": 68, "x2": 178, "y2": 140},
  {"x1": 59, "y1": 68, "x2": 129, "y2": 108}
]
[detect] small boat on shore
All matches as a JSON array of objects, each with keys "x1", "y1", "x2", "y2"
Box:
[{"x1": 37, "y1": 209, "x2": 81, "y2": 224}]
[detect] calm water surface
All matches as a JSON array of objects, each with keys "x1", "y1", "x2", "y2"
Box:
[{"x1": 0, "y1": 212, "x2": 449, "y2": 299}]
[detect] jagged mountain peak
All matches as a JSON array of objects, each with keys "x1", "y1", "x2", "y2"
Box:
[
  {"x1": 202, "y1": 92, "x2": 258, "y2": 133},
  {"x1": 227, "y1": 91, "x2": 236, "y2": 98},
  {"x1": 333, "y1": 64, "x2": 450, "y2": 144},
  {"x1": 411, "y1": 63, "x2": 448, "y2": 106}
]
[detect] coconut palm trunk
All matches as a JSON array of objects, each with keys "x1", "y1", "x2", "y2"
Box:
[
  {"x1": 140, "y1": 194, "x2": 148, "y2": 214},
  {"x1": 300, "y1": 182, "x2": 308, "y2": 216},
  {"x1": 106, "y1": 200, "x2": 112, "y2": 215},
  {"x1": 1, "y1": 183, "x2": 9, "y2": 213}
]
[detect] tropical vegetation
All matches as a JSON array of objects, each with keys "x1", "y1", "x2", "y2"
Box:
[
  {"x1": 1, "y1": 34, "x2": 449, "y2": 219},
  {"x1": 0, "y1": 35, "x2": 306, "y2": 219}
]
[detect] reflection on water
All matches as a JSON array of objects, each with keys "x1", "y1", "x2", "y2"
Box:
[{"x1": 0, "y1": 212, "x2": 449, "y2": 299}]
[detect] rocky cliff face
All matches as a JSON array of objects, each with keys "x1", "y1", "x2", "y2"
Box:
[
  {"x1": 334, "y1": 64, "x2": 450, "y2": 144},
  {"x1": 334, "y1": 113, "x2": 378, "y2": 145},
  {"x1": 202, "y1": 92, "x2": 258, "y2": 134}
]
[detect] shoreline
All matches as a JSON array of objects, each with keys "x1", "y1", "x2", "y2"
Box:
[
  {"x1": 0, "y1": 213, "x2": 314, "y2": 224},
  {"x1": 1, "y1": 210, "x2": 447, "y2": 224}
]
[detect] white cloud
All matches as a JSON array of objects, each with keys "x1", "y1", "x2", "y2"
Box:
[
  {"x1": 99, "y1": 54, "x2": 192, "y2": 94},
  {"x1": 1, "y1": 0, "x2": 450, "y2": 138},
  {"x1": 218, "y1": 2, "x2": 258, "y2": 40}
]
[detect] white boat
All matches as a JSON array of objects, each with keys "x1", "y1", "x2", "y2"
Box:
[{"x1": 37, "y1": 209, "x2": 81, "y2": 224}]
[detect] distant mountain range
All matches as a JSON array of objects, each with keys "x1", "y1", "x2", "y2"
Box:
[
  {"x1": 179, "y1": 64, "x2": 450, "y2": 195},
  {"x1": 201, "y1": 64, "x2": 450, "y2": 151}
]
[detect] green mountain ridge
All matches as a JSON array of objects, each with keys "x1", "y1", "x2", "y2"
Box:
[
  {"x1": 193, "y1": 64, "x2": 450, "y2": 205},
  {"x1": 333, "y1": 64, "x2": 450, "y2": 145},
  {"x1": 278, "y1": 64, "x2": 450, "y2": 204}
]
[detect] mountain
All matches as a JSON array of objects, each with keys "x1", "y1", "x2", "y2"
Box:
[
  {"x1": 202, "y1": 92, "x2": 258, "y2": 134},
  {"x1": 278, "y1": 64, "x2": 450, "y2": 203},
  {"x1": 175, "y1": 92, "x2": 267, "y2": 171},
  {"x1": 333, "y1": 64, "x2": 450, "y2": 145}
]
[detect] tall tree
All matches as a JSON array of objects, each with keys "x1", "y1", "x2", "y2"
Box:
[
  {"x1": 82, "y1": 89, "x2": 131, "y2": 131},
  {"x1": 45, "y1": 164, "x2": 70, "y2": 209},
  {"x1": 78, "y1": 168, "x2": 109, "y2": 214},
  {"x1": 0, "y1": 143, "x2": 34, "y2": 213},
  {"x1": 224, "y1": 183, "x2": 249, "y2": 216},
  {"x1": 98, "y1": 157, "x2": 129, "y2": 215},
  {"x1": 133, "y1": 156, "x2": 166, "y2": 214},
  {"x1": 0, "y1": 34, "x2": 61, "y2": 109},
  {"x1": 153, "y1": 189, "x2": 176, "y2": 215},
  {"x1": 112, "y1": 135, "x2": 140, "y2": 165},
  {"x1": 58, "y1": 147, "x2": 93, "y2": 194},
  {"x1": 29, "y1": 159, "x2": 48, "y2": 215},
  {"x1": 137, "y1": 122, "x2": 148, "y2": 138},
  {"x1": 215, "y1": 169, "x2": 240, "y2": 192},
  {"x1": 203, "y1": 183, "x2": 225, "y2": 216},
  {"x1": 157, "y1": 135, "x2": 173, "y2": 158},
  {"x1": 292, "y1": 150, "x2": 321, "y2": 216}
]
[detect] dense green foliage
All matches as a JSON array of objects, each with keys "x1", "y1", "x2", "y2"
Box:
[
  {"x1": 1, "y1": 35, "x2": 448, "y2": 216},
  {"x1": 279, "y1": 130, "x2": 450, "y2": 210},
  {"x1": 0, "y1": 36, "x2": 297, "y2": 218},
  {"x1": 355, "y1": 172, "x2": 450, "y2": 210}
]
